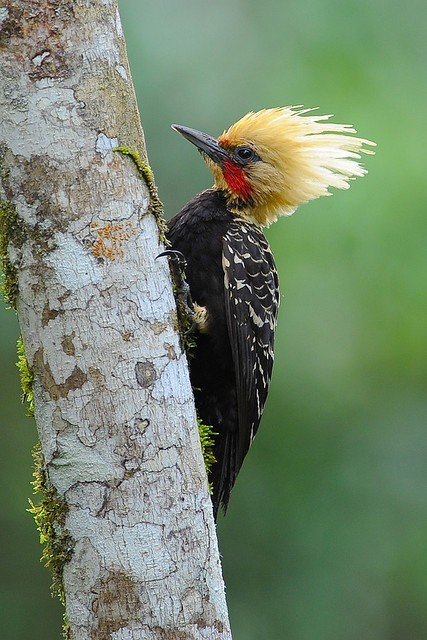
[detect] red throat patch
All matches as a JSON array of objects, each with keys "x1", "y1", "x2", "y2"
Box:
[{"x1": 222, "y1": 160, "x2": 253, "y2": 201}]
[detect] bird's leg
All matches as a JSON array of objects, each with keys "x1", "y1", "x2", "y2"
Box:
[{"x1": 156, "y1": 250, "x2": 197, "y2": 334}]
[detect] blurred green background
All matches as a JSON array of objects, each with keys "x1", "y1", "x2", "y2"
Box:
[{"x1": 1, "y1": 0, "x2": 427, "y2": 638}]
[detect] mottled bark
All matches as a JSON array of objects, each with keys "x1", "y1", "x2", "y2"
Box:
[{"x1": 0, "y1": 1, "x2": 231, "y2": 638}]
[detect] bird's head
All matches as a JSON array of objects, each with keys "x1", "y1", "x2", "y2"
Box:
[{"x1": 172, "y1": 107, "x2": 375, "y2": 227}]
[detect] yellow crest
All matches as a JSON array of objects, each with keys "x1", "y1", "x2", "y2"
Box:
[{"x1": 213, "y1": 107, "x2": 375, "y2": 226}]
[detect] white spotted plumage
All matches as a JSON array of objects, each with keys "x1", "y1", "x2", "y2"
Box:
[{"x1": 222, "y1": 220, "x2": 279, "y2": 458}]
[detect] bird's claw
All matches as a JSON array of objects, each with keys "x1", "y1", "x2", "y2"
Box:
[
  {"x1": 156, "y1": 249, "x2": 187, "y2": 270},
  {"x1": 157, "y1": 249, "x2": 196, "y2": 332}
]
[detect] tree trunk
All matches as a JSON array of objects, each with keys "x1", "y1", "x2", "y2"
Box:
[{"x1": 0, "y1": 1, "x2": 232, "y2": 638}]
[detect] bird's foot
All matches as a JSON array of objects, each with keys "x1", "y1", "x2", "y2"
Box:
[{"x1": 156, "y1": 249, "x2": 197, "y2": 334}]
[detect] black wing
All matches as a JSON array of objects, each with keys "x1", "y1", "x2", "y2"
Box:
[{"x1": 222, "y1": 221, "x2": 279, "y2": 471}]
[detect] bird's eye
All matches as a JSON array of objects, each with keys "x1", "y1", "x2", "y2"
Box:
[{"x1": 234, "y1": 146, "x2": 257, "y2": 163}]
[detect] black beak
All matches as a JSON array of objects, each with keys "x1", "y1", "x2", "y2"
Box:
[{"x1": 171, "y1": 124, "x2": 228, "y2": 166}]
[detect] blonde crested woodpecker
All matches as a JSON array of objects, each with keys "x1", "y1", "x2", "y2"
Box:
[{"x1": 167, "y1": 107, "x2": 375, "y2": 517}]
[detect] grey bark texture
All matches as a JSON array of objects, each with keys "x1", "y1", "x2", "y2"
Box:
[{"x1": 0, "y1": 1, "x2": 232, "y2": 638}]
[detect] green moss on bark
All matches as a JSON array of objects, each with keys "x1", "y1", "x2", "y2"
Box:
[
  {"x1": 16, "y1": 336, "x2": 35, "y2": 417},
  {"x1": 28, "y1": 442, "x2": 73, "y2": 637},
  {"x1": 197, "y1": 419, "x2": 217, "y2": 493},
  {"x1": 113, "y1": 146, "x2": 167, "y2": 242},
  {"x1": 0, "y1": 199, "x2": 26, "y2": 308}
]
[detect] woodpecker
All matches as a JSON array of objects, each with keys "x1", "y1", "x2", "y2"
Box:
[{"x1": 166, "y1": 107, "x2": 375, "y2": 517}]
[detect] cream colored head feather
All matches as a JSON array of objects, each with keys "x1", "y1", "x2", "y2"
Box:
[{"x1": 212, "y1": 106, "x2": 376, "y2": 226}]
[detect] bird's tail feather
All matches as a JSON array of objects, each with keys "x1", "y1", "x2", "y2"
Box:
[{"x1": 211, "y1": 430, "x2": 238, "y2": 520}]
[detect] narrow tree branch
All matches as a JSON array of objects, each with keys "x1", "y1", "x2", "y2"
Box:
[{"x1": 0, "y1": 1, "x2": 231, "y2": 638}]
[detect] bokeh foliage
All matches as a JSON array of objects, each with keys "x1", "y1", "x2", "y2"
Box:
[{"x1": 1, "y1": 1, "x2": 426, "y2": 638}]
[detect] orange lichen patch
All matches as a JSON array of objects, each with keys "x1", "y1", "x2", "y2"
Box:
[{"x1": 89, "y1": 221, "x2": 135, "y2": 260}]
